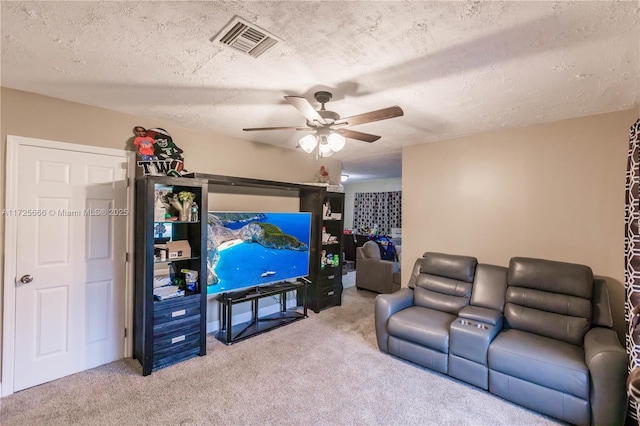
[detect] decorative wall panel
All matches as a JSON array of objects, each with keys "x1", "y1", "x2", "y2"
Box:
[{"x1": 625, "y1": 117, "x2": 640, "y2": 421}]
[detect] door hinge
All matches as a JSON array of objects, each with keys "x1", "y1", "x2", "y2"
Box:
[
  {"x1": 125, "y1": 252, "x2": 130, "y2": 262},
  {"x1": 124, "y1": 328, "x2": 127, "y2": 338}
]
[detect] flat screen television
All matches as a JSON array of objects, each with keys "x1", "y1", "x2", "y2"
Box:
[{"x1": 206, "y1": 211, "x2": 312, "y2": 295}]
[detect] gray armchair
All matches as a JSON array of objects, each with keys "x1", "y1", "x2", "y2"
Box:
[{"x1": 355, "y1": 240, "x2": 401, "y2": 293}]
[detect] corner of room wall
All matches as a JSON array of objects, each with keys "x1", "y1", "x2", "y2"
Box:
[{"x1": 402, "y1": 108, "x2": 638, "y2": 342}]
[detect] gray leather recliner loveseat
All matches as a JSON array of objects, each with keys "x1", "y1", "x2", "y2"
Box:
[{"x1": 374, "y1": 252, "x2": 627, "y2": 425}]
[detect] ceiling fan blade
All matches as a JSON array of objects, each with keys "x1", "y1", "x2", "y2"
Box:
[
  {"x1": 337, "y1": 129, "x2": 381, "y2": 143},
  {"x1": 284, "y1": 96, "x2": 327, "y2": 125},
  {"x1": 243, "y1": 126, "x2": 312, "y2": 131},
  {"x1": 335, "y1": 105, "x2": 404, "y2": 126}
]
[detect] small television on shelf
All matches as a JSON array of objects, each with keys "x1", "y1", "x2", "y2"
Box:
[{"x1": 206, "y1": 211, "x2": 312, "y2": 296}]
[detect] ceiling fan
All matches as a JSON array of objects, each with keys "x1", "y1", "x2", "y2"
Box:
[{"x1": 242, "y1": 91, "x2": 404, "y2": 158}]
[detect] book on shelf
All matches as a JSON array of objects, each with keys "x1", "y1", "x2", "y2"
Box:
[{"x1": 153, "y1": 285, "x2": 184, "y2": 301}]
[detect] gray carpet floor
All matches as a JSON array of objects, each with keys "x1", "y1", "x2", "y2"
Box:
[{"x1": 0, "y1": 285, "x2": 561, "y2": 425}]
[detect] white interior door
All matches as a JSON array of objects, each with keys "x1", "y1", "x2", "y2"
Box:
[{"x1": 9, "y1": 141, "x2": 129, "y2": 392}]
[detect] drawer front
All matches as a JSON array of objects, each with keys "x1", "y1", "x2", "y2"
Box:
[
  {"x1": 318, "y1": 292, "x2": 342, "y2": 310},
  {"x1": 153, "y1": 315, "x2": 201, "y2": 349},
  {"x1": 152, "y1": 312, "x2": 201, "y2": 370},
  {"x1": 154, "y1": 296, "x2": 200, "y2": 326},
  {"x1": 152, "y1": 338, "x2": 201, "y2": 370},
  {"x1": 153, "y1": 293, "x2": 200, "y2": 312},
  {"x1": 317, "y1": 284, "x2": 342, "y2": 299},
  {"x1": 317, "y1": 274, "x2": 341, "y2": 291},
  {"x1": 153, "y1": 329, "x2": 200, "y2": 357}
]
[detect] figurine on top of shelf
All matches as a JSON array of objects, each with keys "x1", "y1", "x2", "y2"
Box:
[
  {"x1": 133, "y1": 126, "x2": 157, "y2": 160},
  {"x1": 148, "y1": 127, "x2": 186, "y2": 176},
  {"x1": 316, "y1": 165, "x2": 330, "y2": 184},
  {"x1": 134, "y1": 126, "x2": 187, "y2": 177}
]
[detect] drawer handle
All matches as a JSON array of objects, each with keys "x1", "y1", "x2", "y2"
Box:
[
  {"x1": 328, "y1": 291, "x2": 335, "y2": 296},
  {"x1": 328, "y1": 275, "x2": 335, "y2": 279},
  {"x1": 171, "y1": 309, "x2": 186, "y2": 318},
  {"x1": 171, "y1": 335, "x2": 186, "y2": 344}
]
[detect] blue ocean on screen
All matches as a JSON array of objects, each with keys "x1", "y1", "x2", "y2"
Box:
[{"x1": 207, "y1": 212, "x2": 311, "y2": 295}]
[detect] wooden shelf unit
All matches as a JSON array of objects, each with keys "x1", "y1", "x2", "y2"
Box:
[
  {"x1": 301, "y1": 191, "x2": 345, "y2": 313},
  {"x1": 133, "y1": 175, "x2": 208, "y2": 376},
  {"x1": 135, "y1": 173, "x2": 344, "y2": 362}
]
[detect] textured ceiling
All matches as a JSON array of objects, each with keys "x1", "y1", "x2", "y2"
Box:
[{"x1": 2, "y1": 1, "x2": 639, "y2": 182}]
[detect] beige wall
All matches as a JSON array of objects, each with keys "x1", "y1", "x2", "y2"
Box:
[
  {"x1": 0, "y1": 87, "x2": 341, "y2": 371},
  {"x1": 403, "y1": 108, "x2": 639, "y2": 341}
]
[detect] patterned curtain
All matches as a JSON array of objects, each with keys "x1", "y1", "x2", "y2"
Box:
[
  {"x1": 353, "y1": 191, "x2": 401, "y2": 235},
  {"x1": 625, "y1": 118, "x2": 640, "y2": 422}
]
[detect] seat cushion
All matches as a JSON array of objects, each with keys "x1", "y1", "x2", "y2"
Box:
[
  {"x1": 488, "y1": 329, "x2": 589, "y2": 399},
  {"x1": 387, "y1": 306, "x2": 456, "y2": 353}
]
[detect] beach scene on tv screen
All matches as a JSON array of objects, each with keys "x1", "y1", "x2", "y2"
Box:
[{"x1": 206, "y1": 212, "x2": 311, "y2": 295}]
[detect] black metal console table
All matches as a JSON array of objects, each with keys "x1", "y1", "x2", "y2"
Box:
[{"x1": 215, "y1": 280, "x2": 308, "y2": 345}]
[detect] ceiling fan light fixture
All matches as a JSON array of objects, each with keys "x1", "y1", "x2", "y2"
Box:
[
  {"x1": 299, "y1": 134, "x2": 317, "y2": 153},
  {"x1": 319, "y1": 141, "x2": 334, "y2": 157},
  {"x1": 327, "y1": 133, "x2": 346, "y2": 152},
  {"x1": 243, "y1": 91, "x2": 404, "y2": 158}
]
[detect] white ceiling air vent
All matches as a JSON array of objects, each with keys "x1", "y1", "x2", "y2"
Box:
[{"x1": 212, "y1": 16, "x2": 282, "y2": 58}]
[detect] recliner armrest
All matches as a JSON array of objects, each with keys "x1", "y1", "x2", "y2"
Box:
[
  {"x1": 356, "y1": 258, "x2": 400, "y2": 293},
  {"x1": 374, "y1": 288, "x2": 414, "y2": 353},
  {"x1": 584, "y1": 327, "x2": 628, "y2": 425},
  {"x1": 458, "y1": 306, "x2": 503, "y2": 328},
  {"x1": 358, "y1": 258, "x2": 399, "y2": 273}
]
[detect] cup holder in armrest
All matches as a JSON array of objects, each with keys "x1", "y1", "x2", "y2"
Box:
[{"x1": 457, "y1": 319, "x2": 489, "y2": 330}]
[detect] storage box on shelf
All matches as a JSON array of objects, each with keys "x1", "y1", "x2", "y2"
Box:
[{"x1": 133, "y1": 175, "x2": 208, "y2": 376}]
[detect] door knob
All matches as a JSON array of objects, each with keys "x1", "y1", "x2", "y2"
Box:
[{"x1": 19, "y1": 274, "x2": 33, "y2": 284}]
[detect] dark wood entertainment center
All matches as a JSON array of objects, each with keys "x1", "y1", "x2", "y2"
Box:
[
  {"x1": 133, "y1": 173, "x2": 345, "y2": 374},
  {"x1": 188, "y1": 173, "x2": 345, "y2": 315}
]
